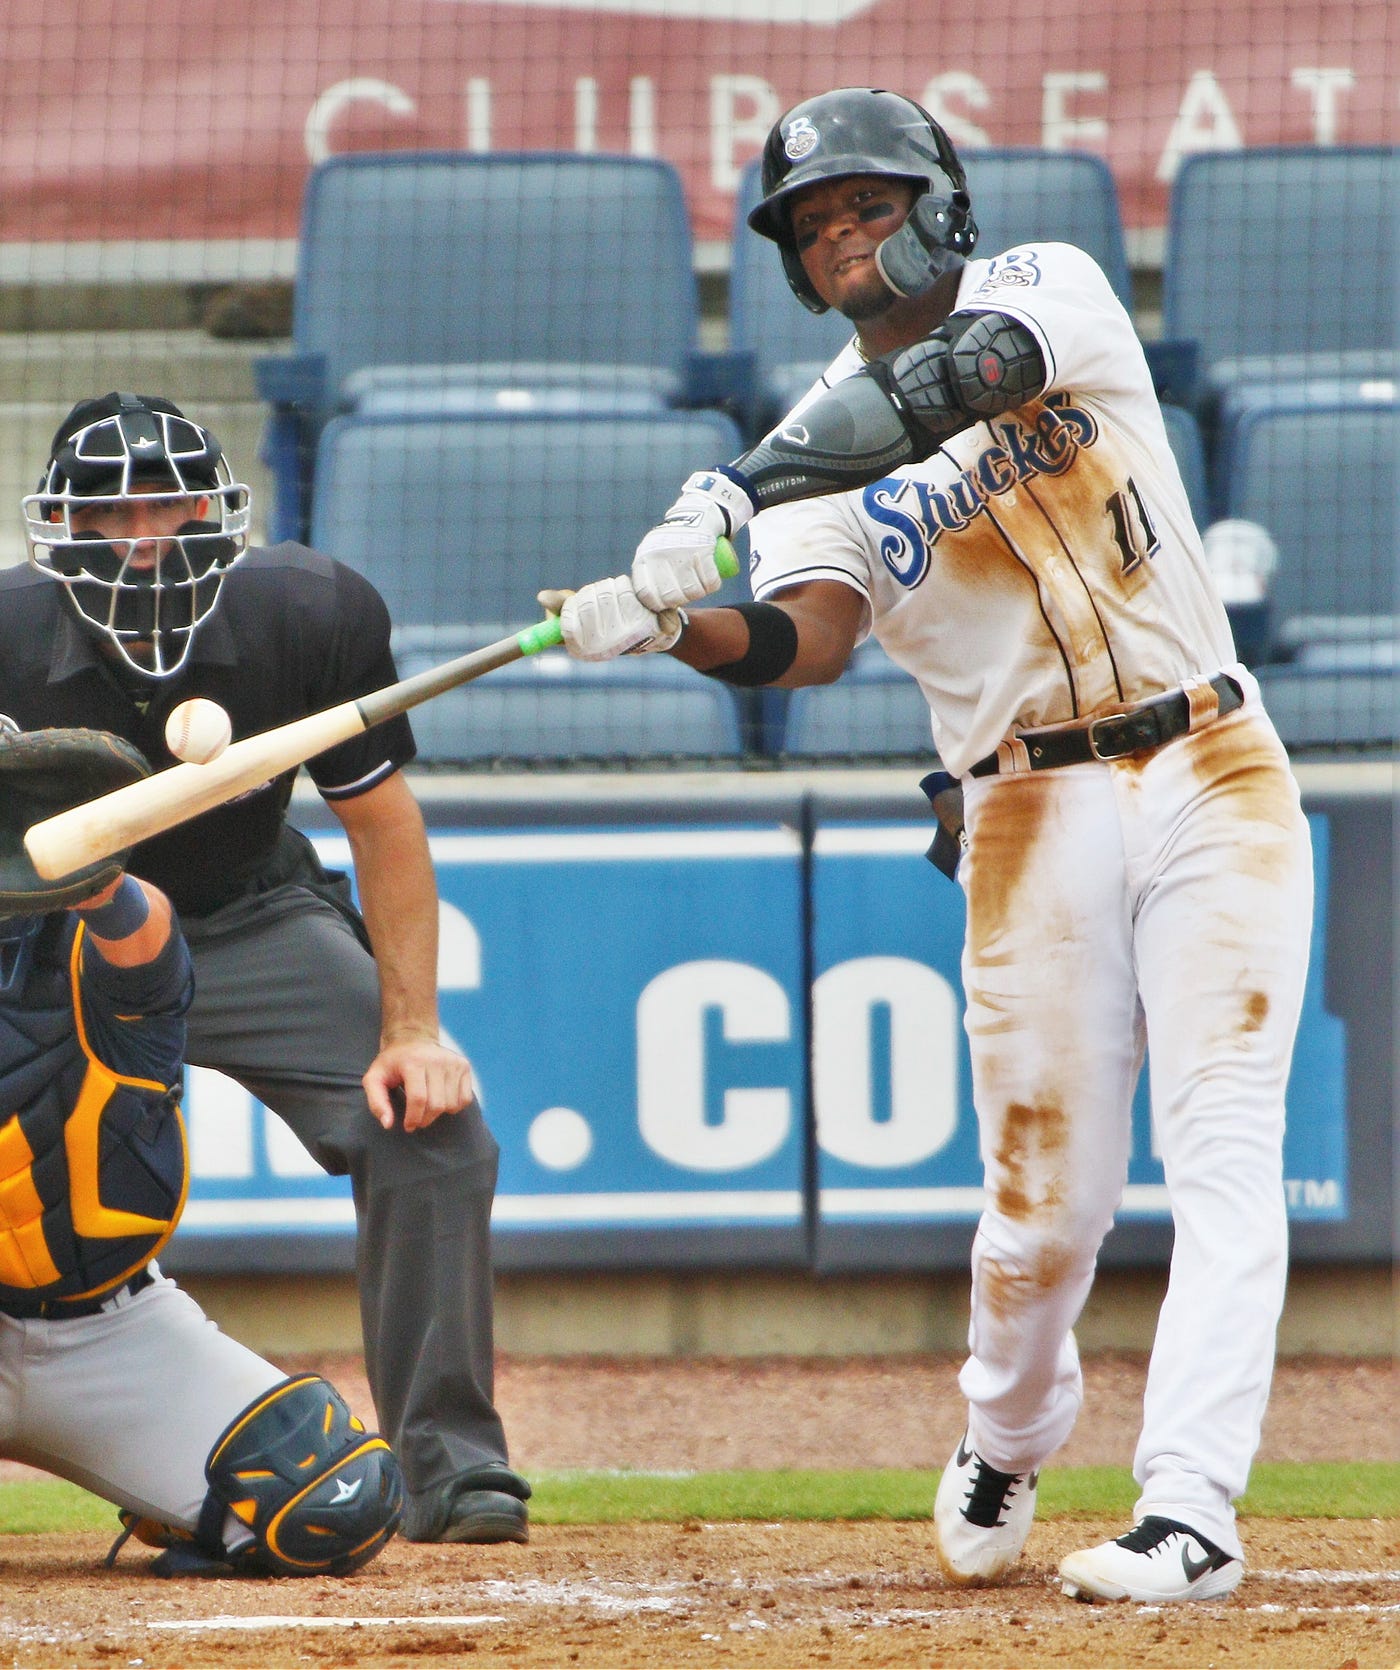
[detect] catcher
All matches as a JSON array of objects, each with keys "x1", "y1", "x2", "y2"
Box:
[{"x1": 0, "y1": 725, "x2": 401, "y2": 1577}]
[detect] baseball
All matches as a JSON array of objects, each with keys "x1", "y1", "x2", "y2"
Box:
[{"x1": 164, "y1": 698, "x2": 232, "y2": 764}]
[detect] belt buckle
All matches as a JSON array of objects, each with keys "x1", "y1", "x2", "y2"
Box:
[{"x1": 1087, "y1": 713, "x2": 1129, "y2": 761}]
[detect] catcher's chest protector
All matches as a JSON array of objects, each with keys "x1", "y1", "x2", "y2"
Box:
[{"x1": 0, "y1": 925, "x2": 185, "y2": 1303}]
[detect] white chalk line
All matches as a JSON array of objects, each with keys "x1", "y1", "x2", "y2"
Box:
[
  {"x1": 1247, "y1": 1603, "x2": 1400, "y2": 1615},
  {"x1": 1252, "y1": 1567, "x2": 1400, "y2": 1583},
  {"x1": 151, "y1": 1615, "x2": 507, "y2": 1633},
  {"x1": 144, "y1": 1603, "x2": 1400, "y2": 1636},
  {"x1": 5, "y1": 1565, "x2": 1398, "y2": 1644}
]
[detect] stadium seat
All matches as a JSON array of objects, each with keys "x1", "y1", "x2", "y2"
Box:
[
  {"x1": 1159, "y1": 402, "x2": 1209, "y2": 527},
  {"x1": 394, "y1": 645, "x2": 745, "y2": 763},
  {"x1": 1162, "y1": 147, "x2": 1398, "y2": 412},
  {"x1": 1213, "y1": 372, "x2": 1397, "y2": 519},
  {"x1": 311, "y1": 407, "x2": 745, "y2": 625},
  {"x1": 1223, "y1": 390, "x2": 1397, "y2": 648},
  {"x1": 1254, "y1": 662, "x2": 1400, "y2": 750},
  {"x1": 1224, "y1": 388, "x2": 1396, "y2": 743},
  {"x1": 780, "y1": 638, "x2": 936, "y2": 759},
  {"x1": 959, "y1": 148, "x2": 1133, "y2": 306},
  {"x1": 257, "y1": 152, "x2": 709, "y2": 541},
  {"x1": 309, "y1": 408, "x2": 750, "y2": 762},
  {"x1": 729, "y1": 148, "x2": 1133, "y2": 437}
]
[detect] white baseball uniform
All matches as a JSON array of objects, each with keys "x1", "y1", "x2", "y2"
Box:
[{"x1": 749, "y1": 242, "x2": 1313, "y2": 1557}]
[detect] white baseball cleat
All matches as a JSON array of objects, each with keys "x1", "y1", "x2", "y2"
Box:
[
  {"x1": 933, "y1": 1433, "x2": 1038, "y2": 1585},
  {"x1": 1059, "y1": 1515, "x2": 1243, "y2": 1602}
]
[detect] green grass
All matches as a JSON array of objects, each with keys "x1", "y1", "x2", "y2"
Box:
[{"x1": 4, "y1": 1462, "x2": 1396, "y2": 1534}]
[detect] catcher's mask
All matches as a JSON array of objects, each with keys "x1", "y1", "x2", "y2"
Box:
[
  {"x1": 747, "y1": 87, "x2": 977, "y2": 314},
  {"x1": 23, "y1": 392, "x2": 251, "y2": 680}
]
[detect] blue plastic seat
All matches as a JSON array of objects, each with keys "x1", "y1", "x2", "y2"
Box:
[
  {"x1": 308, "y1": 409, "x2": 749, "y2": 762},
  {"x1": 1224, "y1": 390, "x2": 1397, "y2": 649},
  {"x1": 1159, "y1": 402, "x2": 1209, "y2": 527},
  {"x1": 1255, "y1": 663, "x2": 1400, "y2": 749},
  {"x1": 1225, "y1": 389, "x2": 1396, "y2": 744},
  {"x1": 1213, "y1": 372, "x2": 1398, "y2": 517},
  {"x1": 257, "y1": 151, "x2": 705, "y2": 540},
  {"x1": 1163, "y1": 147, "x2": 1398, "y2": 409},
  {"x1": 311, "y1": 408, "x2": 745, "y2": 627},
  {"x1": 781, "y1": 639, "x2": 935, "y2": 759},
  {"x1": 959, "y1": 148, "x2": 1133, "y2": 306},
  {"x1": 348, "y1": 364, "x2": 672, "y2": 418},
  {"x1": 729, "y1": 148, "x2": 1133, "y2": 437},
  {"x1": 393, "y1": 646, "x2": 744, "y2": 763}
]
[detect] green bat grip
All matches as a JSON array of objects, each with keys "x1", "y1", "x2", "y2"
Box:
[
  {"x1": 714, "y1": 535, "x2": 742, "y2": 579},
  {"x1": 516, "y1": 616, "x2": 566, "y2": 656},
  {"x1": 515, "y1": 536, "x2": 742, "y2": 656}
]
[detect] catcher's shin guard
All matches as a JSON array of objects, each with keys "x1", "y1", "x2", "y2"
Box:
[{"x1": 200, "y1": 1374, "x2": 403, "y2": 1576}]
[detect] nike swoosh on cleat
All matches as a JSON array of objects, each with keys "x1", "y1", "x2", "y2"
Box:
[
  {"x1": 1181, "y1": 1542, "x2": 1215, "y2": 1582},
  {"x1": 956, "y1": 1438, "x2": 973, "y2": 1468}
]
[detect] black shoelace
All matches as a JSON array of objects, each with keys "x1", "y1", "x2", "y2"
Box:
[{"x1": 963, "y1": 1458, "x2": 1029, "y2": 1529}]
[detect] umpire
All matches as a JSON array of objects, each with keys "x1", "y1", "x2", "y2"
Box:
[{"x1": 0, "y1": 391, "x2": 530, "y2": 1544}]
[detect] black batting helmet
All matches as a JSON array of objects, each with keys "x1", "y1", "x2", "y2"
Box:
[{"x1": 747, "y1": 87, "x2": 977, "y2": 314}]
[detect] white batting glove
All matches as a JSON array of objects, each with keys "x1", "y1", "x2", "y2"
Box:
[
  {"x1": 631, "y1": 470, "x2": 755, "y2": 611},
  {"x1": 560, "y1": 577, "x2": 682, "y2": 662}
]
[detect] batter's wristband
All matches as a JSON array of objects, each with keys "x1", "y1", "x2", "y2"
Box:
[
  {"x1": 702, "y1": 602, "x2": 799, "y2": 687},
  {"x1": 76, "y1": 875, "x2": 150, "y2": 940}
]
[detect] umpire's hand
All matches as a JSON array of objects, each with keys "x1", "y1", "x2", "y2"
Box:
[{"x1": 364, "y1": 1037, "x2": 475, "y2": 1132}]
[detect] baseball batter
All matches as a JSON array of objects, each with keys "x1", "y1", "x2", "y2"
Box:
[
  {"x1": 558, "y1": 88, "x2": 1313, "y2": 1603},
  {"x1": 0, "y1": 727, "x2": 400, "y2": 1576}
]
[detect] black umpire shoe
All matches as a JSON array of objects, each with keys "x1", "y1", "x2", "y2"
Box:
[{"x1": 403, "y1": 1464, "x2": 532, "y2": 1544}]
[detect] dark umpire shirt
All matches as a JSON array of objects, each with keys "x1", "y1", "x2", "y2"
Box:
[{"x1": 0, "y1": 543, "x2": 416, "y2": 918}]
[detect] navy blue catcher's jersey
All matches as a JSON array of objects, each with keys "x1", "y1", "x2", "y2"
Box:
[{"x1": 0, "y1": 916, "x2": 192, "y2": 1304}]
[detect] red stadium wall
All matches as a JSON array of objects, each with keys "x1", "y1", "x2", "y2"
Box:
[{"x1": 0, "y1": 0, "x2": 1392, "y2": 257}]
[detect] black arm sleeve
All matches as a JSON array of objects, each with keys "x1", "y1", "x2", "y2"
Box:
[{"x1": 729, "y1": 310, "x2": 1046, "y2": 515}]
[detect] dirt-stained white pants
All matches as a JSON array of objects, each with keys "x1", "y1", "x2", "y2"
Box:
[
  {"x1": 0, "y1": 1268, "x2": 283, "y2": 1529},
  {"x1": 955, "y1": 680, "x2": 1312, "y2": 1558}
]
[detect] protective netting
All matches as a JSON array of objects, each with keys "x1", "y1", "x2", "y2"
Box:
[{"x1": 0, "y1": 1, "x2": 1392, "y2": 762}]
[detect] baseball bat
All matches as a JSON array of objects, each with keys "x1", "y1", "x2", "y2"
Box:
[{"x1": 24, "y1": 539, "x2": 741, "y2": 882}]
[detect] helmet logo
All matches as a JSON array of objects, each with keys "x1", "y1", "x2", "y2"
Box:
[{"x1": 783, "y1": 117, "x2": 819, "y2": 161}]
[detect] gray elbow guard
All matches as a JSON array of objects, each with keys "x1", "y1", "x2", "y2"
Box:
[
  {"x1": 733, "y1": 363, "x2": 931, "y2": 511},
  {"x1": 726, "y1": 311, "x2": 1046, "y2": 517},
  {"x1": 891, "y1": 310, "x2": 1046, "y2": 432}
]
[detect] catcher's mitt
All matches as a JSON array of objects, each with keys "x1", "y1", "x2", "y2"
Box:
[{"x1": 0, "y1": 727, "x2": 151, "y2": 919}]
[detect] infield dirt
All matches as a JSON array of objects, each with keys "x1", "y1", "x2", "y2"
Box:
[{"x1": 0, "y1": 1352, "x2": 1395, "y2": 1668}]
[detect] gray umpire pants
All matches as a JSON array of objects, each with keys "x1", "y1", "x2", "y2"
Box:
[{"x1": 178, "y1": 873, "x2": 511, "y2": 1526}]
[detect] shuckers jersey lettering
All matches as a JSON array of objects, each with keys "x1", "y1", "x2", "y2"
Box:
[{"x1": 748, "y1": 242, "x2": 1237, "y2": 776}]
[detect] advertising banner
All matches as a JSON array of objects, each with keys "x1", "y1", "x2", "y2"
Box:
[
  {"x1": 180, "y1": 823, "x2": 810, "y2": 1246},
  {"x1": 175, "y1": 807, "x2": 1354, "y2": 1266},
  {"x1": 0, "y1": 1, "x2": 1389, "y2": 268}
]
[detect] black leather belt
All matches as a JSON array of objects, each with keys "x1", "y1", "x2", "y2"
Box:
[
  {"x1": 0, "y1": 1266, "x2": 155, "y2": 1321},
  {"x1": 969, "y1": 674, "x2": 1244, "y2": 778}
]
